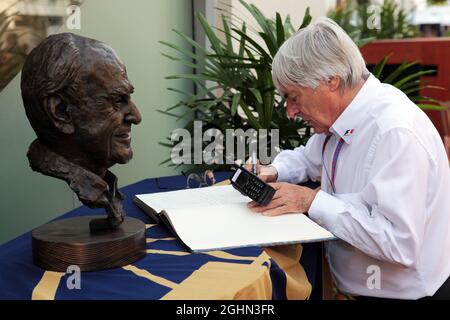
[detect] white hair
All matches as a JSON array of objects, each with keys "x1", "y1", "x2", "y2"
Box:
[{"x1": 272, "y1": 17, "x2": 369, "y2": 93}]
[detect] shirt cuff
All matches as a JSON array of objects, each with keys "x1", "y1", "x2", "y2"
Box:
[
  {"x1": 271, "y1": 162, "x2": 289, "y2": 183},
  {"x1": 308, "y1": 190, "x2": 347, "y2": 231}
]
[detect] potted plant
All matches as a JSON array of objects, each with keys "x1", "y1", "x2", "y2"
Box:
[
  {"x1": 328, "y1": 0, "x2": 418, "y2": 41},
  {"x1": 159, "y1": 0, "x2": 442, "y2": 171}
]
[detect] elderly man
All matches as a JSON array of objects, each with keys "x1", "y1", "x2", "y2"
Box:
[
  {"x1": 21, "y1": 33, "x2": 142, "y2": 231},
  {"x1": 248, "y1": 18, "x2": 450, "y2": 300}
]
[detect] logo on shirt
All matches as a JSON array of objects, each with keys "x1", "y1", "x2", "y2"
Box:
[{"x1": 344, "y1": 129, "x2": 355, "y2": 136}]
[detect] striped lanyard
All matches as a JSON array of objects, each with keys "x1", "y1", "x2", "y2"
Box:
[{"x1": 322, "y1": 135, "x2": 345, "y2": 193}]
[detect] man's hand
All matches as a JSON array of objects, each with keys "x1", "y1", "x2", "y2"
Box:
[
  {"x1": 243, "y1": 161, "x2": 278, "y2": 182},
  {"x1": 247, "y1": 183, "x2": 319, "y2": 216}
]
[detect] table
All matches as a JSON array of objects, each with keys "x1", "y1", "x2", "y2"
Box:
[{"x1": 0, "y1": 172, "x2": 319, "y2": 300}]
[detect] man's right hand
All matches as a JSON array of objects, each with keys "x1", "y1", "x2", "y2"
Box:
[{"x1": 244, "y1": 161, "x2": 278, "y2": 183}]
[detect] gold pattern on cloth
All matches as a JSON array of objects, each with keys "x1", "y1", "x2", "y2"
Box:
[
  {"x1": 133, "y1": 249, "x2": 274, "y2": 299},
  {"x1": 251, "y1": 250, "x2": 273, "y2": 267},
  {"x1": 161, "y1": 259, "x2": 272, "y2": 300},
  {"x1": 31, "y1": 271, "x2": 65, "y2": 300},
  {"x1": 122, "y1": 264, "x2": 178, "y2": 289},
  {"x1": 30, "y1": 241, "x2": 311, "y2": 300},
  {"x1": 264, "y1": 244, "x2": 312, "y2": 299}
]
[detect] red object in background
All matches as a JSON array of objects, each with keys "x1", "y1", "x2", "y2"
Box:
[{"x1": 360, "y1": 38, "x2": 450, "y2": 158}]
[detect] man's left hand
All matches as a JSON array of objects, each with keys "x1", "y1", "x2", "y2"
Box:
[{"x1": 247, "y1": 183, "x2": 319, "y2": 216}]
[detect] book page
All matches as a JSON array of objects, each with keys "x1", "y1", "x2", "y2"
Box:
[
  {"x1": 135, "y1": 185, "x2": 246, "y2": 212},
  {"x1": 135, "y1": 185, "x2": 335, "y2": 252}
]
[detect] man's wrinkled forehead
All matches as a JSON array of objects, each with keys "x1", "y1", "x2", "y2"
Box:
[{"x1": 79, "y1": 43, "x2": 132, "y2": 97}]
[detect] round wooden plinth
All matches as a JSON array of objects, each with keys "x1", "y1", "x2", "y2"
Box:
[{"x1": 32, "y1": 216, "x2": 146, "y2": 272}]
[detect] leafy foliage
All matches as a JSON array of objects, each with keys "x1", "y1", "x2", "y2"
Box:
[
  {"x1": 160, "y1": 0, "x2": 442, "y2": 170},
  {"x1": 159, "y1": 0, "x2": 313, "y2": 170},
  {"x1": 328, "y1": 0, "x2": 418, "y2": 40},
  {"x1": 370, "y1": 56, "x2": 443, "y2": 110}
]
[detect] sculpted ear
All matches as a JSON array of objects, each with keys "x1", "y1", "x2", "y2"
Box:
[{"x1": 44, "y1": 96, "x2": 74, "y2": 134}]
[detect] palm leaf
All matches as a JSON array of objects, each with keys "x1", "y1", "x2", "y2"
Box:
[
  {"x1": 299, "y1": 7, "x2": 312, "y2": 29},
  {"x1": 275, "y1": 13, "x2": 285, "y2": 48},
  {"x1": 393, "y1": 70, "x2": 436, "y2": 89},
  {"x1": 231, "y1": 27, "x2": 272, "y2": 61},
  {"x1": 239, "y1": 99, "x2": 262, "y2": 129},
  {"x1": 416, "y1": 104, "x2": 446, "y2": 111},
  {"x1": 160, "y1": 53, "x2": 199, "y2": 70},
  {"x1": 165, "y1": 73, "x2": 221, "y2": 82},
  {"x1": 383, "y1": 61, "x2": 417, "y2": 84},
  {"x1": 372, "y1": 55, "x2": 390, "y2": 79},
  {"x1": 371, "y1": 57, "x2": 443, "y2": 110},
  {"x1": 230, "y1": 92, "x2": 241, "y2": 116},
  {"x1": 356, "y1": 36, "x2": 377, "y2": 48},
  {"x1": 197, "y1": 13, "x2": 224, "y2": 56},
  {"x1": 238, "y1": 0, "x2": 277, "y2": 47}
]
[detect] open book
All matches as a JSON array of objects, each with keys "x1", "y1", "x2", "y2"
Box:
[{"x1": 134, "y1": 185, "x2": 336, "y2": 252}]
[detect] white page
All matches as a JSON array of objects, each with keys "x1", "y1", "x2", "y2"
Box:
[
  {"x1": 136, "y1": 185, "x2": 243, "y2": 212},
  {"x1": 135, "y1": 185, "x2": 335, "y2": 251}
]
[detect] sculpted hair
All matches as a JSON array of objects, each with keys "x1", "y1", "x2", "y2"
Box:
[
  {"x1": 272, "y1": 17, "x2": 369, "y2": 93},
  {"x1": 21, "y1": 33, "x2": 84, "y2": 144}
]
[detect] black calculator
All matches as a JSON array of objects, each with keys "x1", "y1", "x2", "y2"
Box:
[{"x1": 230, "y1": 166, "x2": 275, "y2": 206}]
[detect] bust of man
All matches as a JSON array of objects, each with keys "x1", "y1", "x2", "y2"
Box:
[{"x1": 21, "y1": 33, "x2": 142, "y2": 231}]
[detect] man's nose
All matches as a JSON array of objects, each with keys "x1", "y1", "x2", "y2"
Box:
[
  {"x1": 286, "y1": 100, "x2": 299, "y2": 119},
  {"x1": 125, "y1": 100, "x2": 142, "y2": 125}
]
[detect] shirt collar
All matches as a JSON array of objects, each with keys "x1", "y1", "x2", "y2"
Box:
[{"x1": 330, "y1": 73, "x2": 380, "y2": 144}]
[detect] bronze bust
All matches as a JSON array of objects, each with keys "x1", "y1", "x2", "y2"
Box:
[
  {"x1": 21, "y1": 33, "x2": 142, "y2": 232},
  {"x1": 21, "y1": 33, "x2": 146, "y2": 271}
]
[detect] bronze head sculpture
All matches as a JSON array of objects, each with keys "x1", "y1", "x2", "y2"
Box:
[{"x1": 21, "y1": 33, "x2": 142, "y2": 232}]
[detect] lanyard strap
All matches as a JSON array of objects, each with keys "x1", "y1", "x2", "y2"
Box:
[
  {"x1": 322, "y1": 135, "x2": 345, "y2": 192},
  {"x1": 331, "y1": 138, "x2": 345, "y2": 186}
]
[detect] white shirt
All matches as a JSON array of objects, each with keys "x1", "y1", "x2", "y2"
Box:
[{"x1": 272, "y1": 73, "x2": 450, "y2": 299}]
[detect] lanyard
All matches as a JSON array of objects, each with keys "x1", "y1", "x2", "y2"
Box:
[{"x1": 322, "y1": 135, "x2": 345, "y2": 193}]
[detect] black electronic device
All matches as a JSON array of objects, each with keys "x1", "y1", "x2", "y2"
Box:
[{"x1": 230, "y1": 166, "x2": 275, "y2": 206}]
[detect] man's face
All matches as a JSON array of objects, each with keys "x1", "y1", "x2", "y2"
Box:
[
  {"x1": 71, "y1": 48, "x2": 142, "y2": 169},
  {"x1": 282, "y1": 82, "x2": 339, "y2": 135}
]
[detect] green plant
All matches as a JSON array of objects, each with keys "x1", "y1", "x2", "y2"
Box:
[
  {"x1": 427, "y1": 0, "x2": 448, "y2": 5},
  {"x1": 329, "y1": 0, "x2": 418, "y2": 40},
  {"x1": 159, "y1": 0, "x2": 442, "y2": 171},
  {"x1": 330, "y1": 0, "x2": 443, "y2": 110},
  {"x1": 370, "y1": 56, "x2": 444, "y2": 110},
  {"x1": 159, "y1": 0, "x2": 313, "y2": 170}
]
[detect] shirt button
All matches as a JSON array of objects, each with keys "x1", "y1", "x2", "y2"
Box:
[{"x1": 317, "y1": 219, "x2": 323, "y2": 225}]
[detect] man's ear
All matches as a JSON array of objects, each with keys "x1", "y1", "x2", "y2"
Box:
[
  {"x1": 44, "y1": 96, "x2": 75, "y2": 134},
  {"x1": 327, "y1": 76, "x2": 341, "y2": 92}
]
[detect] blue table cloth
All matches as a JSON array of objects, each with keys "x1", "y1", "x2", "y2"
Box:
[{"x1": 0, "y1": 172, "x2": 319, "y2": 300}]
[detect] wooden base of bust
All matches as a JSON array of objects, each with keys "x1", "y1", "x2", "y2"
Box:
[{"x1": 32, "y1": 216, "x2": 146, "y2": 272}]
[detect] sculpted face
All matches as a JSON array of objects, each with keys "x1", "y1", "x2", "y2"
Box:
[
  {"x1": 21, "y1": 33, "x2": 142, "y2": 229},
  {"x1": 71, "y1": 45, "x2": 142, "y2": 170}
]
